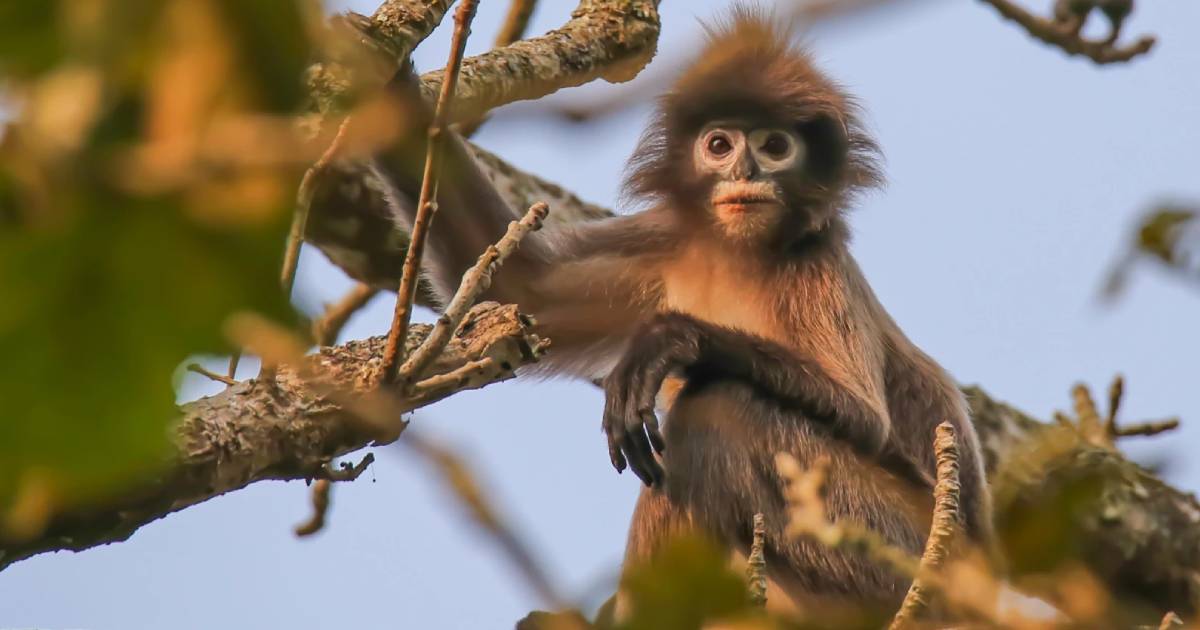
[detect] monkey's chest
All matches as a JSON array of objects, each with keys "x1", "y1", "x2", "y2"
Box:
[{"x1": 660, "y1": 260, "x2": 778, "y2": 342}]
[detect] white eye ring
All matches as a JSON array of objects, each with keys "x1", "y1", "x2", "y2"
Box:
[
  {"x1": 748, "y1": 128, "x2": 804, "y2": 172},
  {"x1": 694, "y1": 127, "x2": 744, "y2": 173}
]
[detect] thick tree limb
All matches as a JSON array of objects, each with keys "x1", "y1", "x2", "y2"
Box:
[
  {"x1": 0, "y1": 302, "x2": 545, "y2": 571},
  {"x1": 367, "y1": 0, "x2": 457, "y2": 64},
  {"x1": 417, "y1": 0, "x2": 660, "y2": 125},
  {"x1": 966, "y1": 387, "x2": 1200, "y2": 616}
]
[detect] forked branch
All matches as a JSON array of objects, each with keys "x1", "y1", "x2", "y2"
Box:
[
  {"x1": 382, "y1": 0, "x2": 482, "y2": 383},
  {"x1": 979, "y1": 0, "x2": 1155, "y2": 64}
]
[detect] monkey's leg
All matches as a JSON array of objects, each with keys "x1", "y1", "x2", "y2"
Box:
[{"x1": 663, "y1": 380, "x2": 932, "y2": 613}]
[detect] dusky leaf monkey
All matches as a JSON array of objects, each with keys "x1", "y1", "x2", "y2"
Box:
[{"x1": 366, "y1": 6, "x2": 992, "y2": 617}]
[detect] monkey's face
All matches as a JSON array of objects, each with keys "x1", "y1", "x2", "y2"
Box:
[{"x1": 692, "y1": 120, "x2": 807, "y2": 242}]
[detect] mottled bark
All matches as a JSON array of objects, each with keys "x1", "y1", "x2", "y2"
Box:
[
  {"x1": 418, "y1": 0, "x2": 660, "y2": 124},
  {"x1": 966, "y1": 387, "x2": 1200, "y2": 616},
  {"x1": 0, "y1": 303, "x2": 545, "y2": 571}
]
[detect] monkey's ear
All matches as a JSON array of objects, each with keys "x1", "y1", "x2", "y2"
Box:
[{"x1": 797, "y1": 114, "x2": 849, "y2": 184}]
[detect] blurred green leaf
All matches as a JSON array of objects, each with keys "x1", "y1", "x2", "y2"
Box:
[
  {"x1": 0, "y1": 3, "x2": 63, "y2": 78},
  {"x1": 618, "y1": 535, "x2": 752, "y2": 630},
  {"x1": 0, "y1": 195, "x2": 295, "y2": 530},
  {"x1": 0, "y1": 0, "x2": 321, "y2": 536},
  {"x1": 215, "y1": 0, "x2": 318, "y2": 113}
]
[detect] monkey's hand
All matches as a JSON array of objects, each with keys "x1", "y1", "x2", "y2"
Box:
[
  {"x1": 602, "y1": 314, "x2": 704, "y2": 488},
  {"x1": 603, "y1": 312, "x2": 909, "y2": 488}
]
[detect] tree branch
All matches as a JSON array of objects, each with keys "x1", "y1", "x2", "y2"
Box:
[
  {"x1": 382, "y1": 0, "x2": 482, "y2": 382},
  {"x1": 978, "y1": 0, "x2": 1155, "y2": 64},
  {"x1": 417, "y1": 0, "x2": 661, "y2": 124},
  {"x1": 366, "y1": 0, "x2": 458, "y2": 67},
  {"x1": 0, "y1": 302, "x2": 546, "y2": 571},
  {"x1": 889, "y1": 422, "x2": 962, "y2": 629}
]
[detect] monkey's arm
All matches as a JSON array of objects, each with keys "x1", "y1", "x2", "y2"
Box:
[
  {"x1": 369, "y1": 117, "x2": 552, "y2": 307},
  {"x1": 604, "y1": 311, "x2": 921, "y2": 488},
  {"x1": 883, "y1": 335, "x2": 994, "y2": 544},
  {"x1": 367, "y1": 71, "x2": 672, "y2": 378}
]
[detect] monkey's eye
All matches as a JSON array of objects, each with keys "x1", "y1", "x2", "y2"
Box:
[
  {"x1": 761, "y1": 132, "x2": 791, "y2": 158},
  {"x1": 707, "y1": 133, "x2": 733, "y2": 156}
]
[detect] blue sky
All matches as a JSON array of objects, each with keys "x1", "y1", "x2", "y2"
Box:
[{"x1": 3, "y1": 1, "x2": 1199, "y2": 628}]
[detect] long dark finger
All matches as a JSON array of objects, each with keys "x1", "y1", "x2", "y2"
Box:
[
  {"x1": 603, "y1": 410, "x2": 627, "y2": 473},
  {"x1": 607, "y1": 432, "x2": 627, "y2": 473},
  {"x1": 642, "y1": 410, "x2": 666, "y2": 454},
  {"x1": 624, "y1": 429, "x2": 662, "y2": 488},
  {"x1": 602, "y1": 378, "x2": 629, "y2": 473}
]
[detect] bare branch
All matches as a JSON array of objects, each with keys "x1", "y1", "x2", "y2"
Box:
[
  {"x1": 776, "y1": 453, "x2": 920, "y2": 579},
  {"x1": 459, "y1": 0, "x2": 541, "y2": 137},
  {"x1": 0, "y1": 302, "x2": 545, "y2": 571},
  {"x1": 366, "y1": 0, "x2": 457, "y2": 64},
  {"x1": 1159, "y1": 611, "x2": 1184, "y2": 630},
  {"x1": 382, "y1": 0, "x2": 482, "y2": 383},
  {"x1": 294, "y1": 453, "x2": 375, "y2": 538},
  {"x1": 404, "y1": 432, "x2": 569, "y2": 610},
  {"x1": 186, "y1": 363, "x2": 239, "y2": 387},
  {"x1": 417, "y1": 0, "x2": 661, "y2": 124},
  {"x1": 747, "y1": 512, "x2": 768, "y2": 608},
  {"x1": 978, "y1": 0, "x2": 1155, "y2": 64},
  {"x1": 889, "y1": 422, "x2": 962, "y2": 629},
  {"x1": 294, "y1": 480, "x2": 332, "y2": 538},
  {"x1": 399, "y1": 202, "x2": 549, "y2": 385},
  {"x1": 312, "y1": 282, "x2": 380, "y2": 347},
  {"x1": 1057, "y1": 377, "x2": 1181, "y2": 448},
  {"x1": 495, "y1": 0, "x2": 539, "y2": 48}
]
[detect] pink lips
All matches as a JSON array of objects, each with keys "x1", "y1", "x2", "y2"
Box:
[{"x1": 714, "y1": 195, "x2": 777, "y2": 213}]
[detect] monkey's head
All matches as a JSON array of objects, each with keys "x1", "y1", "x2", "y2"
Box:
[{"x1": 624, "y1": 7, "x2": 881, "y2": 248}]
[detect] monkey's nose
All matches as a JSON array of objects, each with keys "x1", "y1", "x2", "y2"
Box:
[{"x1": 729, "y1": 153, "x2": 758, "y2": 181}]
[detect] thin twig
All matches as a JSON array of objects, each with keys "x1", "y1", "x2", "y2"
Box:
[
  {"x1": 1104, "y1": 374, "x2": 1124, "y2": 437},
  {"x1": 312, "y1": 282, "x2": 379, "y2": 346},
  {"x1": 381, "y1": 0, "x2": 481, "y2": 383},
  {"x1": 239, "y1": 117, "x2": 354, "y2": 382},
  {"x1": 1073, "y1": 382, "x2": 1103, "y2": 442},
  {"x1": 399, "y1": 202, "x2": 548, "y2": 386},
  {"x1": 890, "y1": 422, "x2": 962, "y2": 629},
  {"x1": 187, "y1": 363, "x2": 239, "y2": 387},
  {"x1": 747, "y1": 512, "x2": 768, "y2": 608},
  {"x1": 777, "y1": 450, "x2": 1013, "y2": 627},
  {"x1": 495, "y1": 0, "x2": 538, "y2": 48},
  {"x1": 403, "y1": 432, "x2": 569, "y2": 610},
  {"x1": 410, "y1": 357, "x2": 495, "y2": 397},
  {"x1": 294, "y1": 480, "x2": 332, "y2": 537},
  {"x1": 1064, "y1": 378, "x2": 1182, "y2": 446},
  {"x1": 294, "y1": 453, "x2": 375, "y2": 538},
  {"x1": 978, "y1": 0, "x2": 1155, "y2": 64},
  {"x1": 236, "y1": 314, "x2": 562, "y2": 607},
  {"x1": 459, "y1": 0, "x2": 539, "y2": 136},
  {"x1": 776, "y1": 454, "x2": 919, "y2": 578},
  {"x1": 285, "y1": 118, "x2": 353, "y2": 298},
  {"x1": 317, "y1": 452, "x2": 376, "y2": 482},
  {"x1": 225, "y1": 354, "x2": 241, "y2": 381},
  {"x1": 1113, "y1": 419, "x2": 1180, "y2": 439}
]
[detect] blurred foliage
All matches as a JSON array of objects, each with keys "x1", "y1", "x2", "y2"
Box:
[
  {"x1": 1104, "y1": 204, "x2": 1199, "y2": 299},
  {"x1": 0, "y1": 0, "x2": 337, "y2": 539},
  {"x1": 617, "y1": 535, "x2": 756, "y2": 630}
]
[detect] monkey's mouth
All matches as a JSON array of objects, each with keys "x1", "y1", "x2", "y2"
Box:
[
  {"x1": 714, "y1": 195, "x2": 778, "y2": 209},
  {"x1": 711, "y1": 182, "x2": 781, "y2": 212}
]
